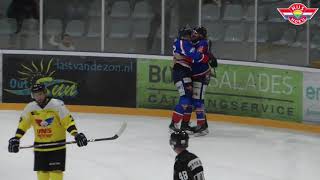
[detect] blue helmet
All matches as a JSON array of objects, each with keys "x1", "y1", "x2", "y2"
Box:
[
  {"x1": 193, "y1": 26, "x2": 207, "y2": 38},
  {"x1": 178, "y1": 27, "x2": 192, "y2": 39}
]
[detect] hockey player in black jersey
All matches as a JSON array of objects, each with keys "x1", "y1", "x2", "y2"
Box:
[{"x1": 170, "y1": 131, "x2": 205, "y2": 180}]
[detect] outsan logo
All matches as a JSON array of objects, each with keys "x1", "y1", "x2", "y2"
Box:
[
  {"x1": 277, "y1": 3, "x2": 318, "y2": 25},
  {"x1": 36, "y1": 117, "x2": 54, "y2": 127}
]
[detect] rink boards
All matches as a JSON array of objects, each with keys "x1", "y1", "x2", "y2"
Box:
[
  {"x1": 1, "y1": 50, "x2": 320, "y2": 133},
  {"x1": 0, "y1": 103, "x2": 320, "y2": 134}
]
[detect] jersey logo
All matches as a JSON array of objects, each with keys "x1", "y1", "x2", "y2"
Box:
[
  {"x1": 277, "y1": 3, "x2": 318, "y2": 25},
  {"x1": 197, "y1": 46, "x2": 205, "y2": 53},
  {"x1": 190, "y1": 47, "x2": 196, "y2": 53},
  {"x1": 31, "y1": 111, "x2": 40, "y2": 115},
  {"x1": 36, "y1": 117, "x2": 54, "y2": 127}
]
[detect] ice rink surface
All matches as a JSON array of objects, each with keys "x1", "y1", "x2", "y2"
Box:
[{"x1": 1, "y1": 110, "x2": 320, "y2": 180}]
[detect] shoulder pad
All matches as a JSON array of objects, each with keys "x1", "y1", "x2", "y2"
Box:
[
  {"x1": 24, "y1": 101, "x2": 38, "y2": 111},
  {"x1": 50, "y1": 98, "x2": 65, "y2": 106}
]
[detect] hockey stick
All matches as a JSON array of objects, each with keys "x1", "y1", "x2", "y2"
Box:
[{"x1": 20, "y1": 121, "x2": 127, "y2": 149}]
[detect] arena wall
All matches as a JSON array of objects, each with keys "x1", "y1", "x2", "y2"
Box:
[{"x1": 1, "y1": 50, "x2": 320, "y2": 134}]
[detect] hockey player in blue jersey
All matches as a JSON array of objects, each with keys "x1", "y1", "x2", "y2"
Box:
[
  {"x1": 169, "y1": 27, "x2": 212, "y2": 133},
  {"x1": 183, "y1": 26, "x2": 218, "y2": 136}
]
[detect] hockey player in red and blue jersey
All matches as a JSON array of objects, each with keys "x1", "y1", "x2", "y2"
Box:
[
  {"x1": 182, "y1": 26, "x2": 218, "y2": 136},
  {"x1": 169, "y1": 27, "x2": 212, "y2": 133}
]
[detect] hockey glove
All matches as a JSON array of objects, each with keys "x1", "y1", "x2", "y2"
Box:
[
  {"x1": 208, "y1": 53, "x2": 218, "y2": 68},
  {"x1": 75, "y1": 133, "x2": 88, "y2": 147},
  {"x1": 211, "y1": 68, "x2": 217, "y2": 78},
  {"x1": 8, "y1": 137, "x2": 20, "y2": 153}
]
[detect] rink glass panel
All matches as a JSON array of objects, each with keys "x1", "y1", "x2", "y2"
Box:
[
  {"x1": 256, "y1": 0, "x2": 310, "y2": 66},
  {"x1": 0, "y1": 0, "x2": 40, "y2": 50},
  {"x1": 104, "y1": 0, "x2": 161, "y2": 54},
  {"x1": 0, "y1": 0, "x2": 319, "y2": 68},
  {"x1": 43, "y1": 0, "x2": 101, "y2": 52},
  {"x1": 201, "y1": 1, "x2": 255, "y2": 61},
  {"x1": 164, "y1": 0, "x2": 199, "y2": 55},
  {"x1": 309, "y1": 19, "x2": 320, "y2": 67}
]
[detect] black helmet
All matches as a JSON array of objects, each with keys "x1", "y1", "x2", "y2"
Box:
[
  {"x1": 31, "y1": 83, "x2": 46, "y2": 93},
  {"x1": 170, "y1": 131, "x2": 189, "y2": 149},
  {"x1": 193, "y1": 26, "x2": 207, "y2": 38},
  {"x1": 178, "y1": 27, "x2": 192, "y2": 39}
]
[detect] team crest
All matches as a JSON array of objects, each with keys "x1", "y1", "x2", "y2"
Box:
[
  {"x1": 36, "y1": 117, "x2": 54, "y2": 127},
  {"x1": 277, "y1": 3, "x2": 318, "y2": 25}
]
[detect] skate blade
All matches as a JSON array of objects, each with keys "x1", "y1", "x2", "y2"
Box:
[
  {"x1": 185, "y1": 130, "x2": 194, "y2": 135},
  {"x1": 169, "y1": 129, "x2": 175, "y2": 134},
  {"x1": 194, "y1": 130, "x2": 209, "y2": 137},
  {"x1": 169, "y1": 128, "x2": 180, "y2": 134}
]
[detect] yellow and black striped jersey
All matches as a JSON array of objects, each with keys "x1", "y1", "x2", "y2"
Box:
[{"x1": 15, "y1": 98, "x2": 78, "y2": 152}]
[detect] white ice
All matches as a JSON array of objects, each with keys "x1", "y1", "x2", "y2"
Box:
[{"x1": 1, "y1": 110, "x2": 320, "y2": 180}]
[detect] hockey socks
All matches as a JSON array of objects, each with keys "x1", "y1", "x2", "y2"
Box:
[
  {"x1": 196, "y1": 109, "x2": 206, "y2": 126},
  {"x1": 172, "y1": 104, "x2": 184, "y2": 124},
  {"x1": 37, "y1": 171, "x2": 63, "y2": 180},
  {"x1": 172, "y1": 96, "x2": 192, "y2": 124},
  {"x1": 193, "y1": 100, "x2": 205, "y2": 125},
  {"x1": 50, "y1": 171, "x2": 63, "y2": 180},
  {"x1": 183, "y1": 105, "x2": 192, "y2": 123},
  {"x1": 170, "y1": 96, "x2": 192, "y2": 132},
  {"x1": 37, "y1": 171, "x2": 49, "y2": 180}
]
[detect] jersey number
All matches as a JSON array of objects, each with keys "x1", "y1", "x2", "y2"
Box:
[
  {"x1": 179, "y1": 171, "x2": 188, "y2": 180},
  {"x1": 173, "y1": 45, "x2": 177, "y2": 54}
]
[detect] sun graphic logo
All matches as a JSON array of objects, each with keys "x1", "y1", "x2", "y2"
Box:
[
  {"x1": 17, "y1": 59, "x2": 56, "y2": 85},
  {"x1": 277, "y1": 3, "x2": 318, "y2": 25},
  {"x1": 36, "y1": 117, "x2": 54, "y2": 127},
  {"x1": 4, "y1": 58, "x2": 78, "y2": 98}
]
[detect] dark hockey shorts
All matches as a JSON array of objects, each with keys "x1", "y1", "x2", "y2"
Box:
[
  {"x1": 34, "y1": 149, "x2": 66, "y2": 171},
  {"x1": 172, "y1": 64, "x2": 192, "y2": 84},
  {"x1": 172, "y1": 64, "x2": 193, "y2": 97}
]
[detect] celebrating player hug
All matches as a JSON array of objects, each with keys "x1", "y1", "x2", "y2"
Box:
[{"x1": 169, "y1": 26, "x2": 217, "y2": 136}]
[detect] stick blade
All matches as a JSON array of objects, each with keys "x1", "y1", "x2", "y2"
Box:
[{"x1": 115, "y1": 121, "x2": 127, "y2": 138}]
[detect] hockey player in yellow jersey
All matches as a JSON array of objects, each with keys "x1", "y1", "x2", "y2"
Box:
[{"x1": 8, "y1": 83, "x2": 88, "y2": 180}]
